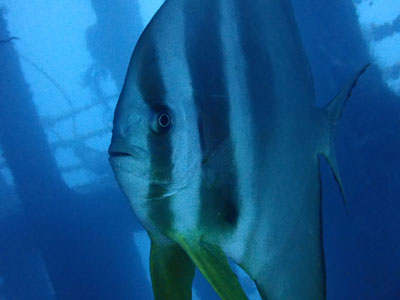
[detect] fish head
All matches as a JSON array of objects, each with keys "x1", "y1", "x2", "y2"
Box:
[{"x1": 108, "y1": 30, "x2": 201, "y2": 217}]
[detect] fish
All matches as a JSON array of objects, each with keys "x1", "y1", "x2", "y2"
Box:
[{"x1": 108, "y1": 0, "x2": 369, "y2": 299}]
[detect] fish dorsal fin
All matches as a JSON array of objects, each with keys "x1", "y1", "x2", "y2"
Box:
[{"x1": 126, "y1": 0, "x2": 315, "y2": 108}]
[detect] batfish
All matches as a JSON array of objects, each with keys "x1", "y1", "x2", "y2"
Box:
[{"x1": 109, "y1": 0, "x2": 368, "y2": 299}]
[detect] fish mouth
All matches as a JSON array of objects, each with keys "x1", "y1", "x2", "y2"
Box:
[
  {"x1": 108, "y1": 151, "x2": 132, "y2": 158},
  {"x1": 108, "y1": 141, "x2": 148, "y2": 160}
]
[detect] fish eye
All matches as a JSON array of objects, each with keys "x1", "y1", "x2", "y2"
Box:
[
  {"x1": 158, "y1": 112, "x2": 171, "y2": 128},
  {"x1": 152, "y1": 109, "x2": 173, "y2": 134}
]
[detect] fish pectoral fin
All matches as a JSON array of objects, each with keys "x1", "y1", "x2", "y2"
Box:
[
  {"x1": 176, "y1": 235, "x2": 248, "y2": 300},
  {"x1": 202, "y1": 138, "x2": 236, "y2": 187},
  {"x1": 150, "y1": 237, "x2": 195, "y2": 300}
]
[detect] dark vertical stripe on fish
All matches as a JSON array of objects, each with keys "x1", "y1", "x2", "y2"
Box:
[
  {"x1": 184, "y1": 1, "x2": 239, "y2": 228},
  {"x1": 137, "y1": 36, "x2": 174, "y2": 232},
  {"x1": 234, "y1": 0, "x2": 276, "y2": 149},
  {"x1": 232, "y1": 0, "x2": 277, "y2": 256}
]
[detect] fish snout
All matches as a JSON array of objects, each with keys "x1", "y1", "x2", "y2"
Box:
[{"x1": 108, "y1": 140, "x2": 148, "y2": 161}]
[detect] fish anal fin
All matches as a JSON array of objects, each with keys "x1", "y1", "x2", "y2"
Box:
[{"x1": 149, "y1": 236, "x2": 195, "y2": 300}]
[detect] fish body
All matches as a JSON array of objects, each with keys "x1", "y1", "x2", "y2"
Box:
[{"x1": 109, "y1": 0, "x2": 368, "y2": 299}]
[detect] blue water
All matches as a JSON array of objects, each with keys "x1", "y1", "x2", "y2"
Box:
[{"x1": 0, "y1": 1, "x2": 399, "y2": 299}]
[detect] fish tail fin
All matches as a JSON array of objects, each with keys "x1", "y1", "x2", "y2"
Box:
[{"x1": 322, "y1": 64, "x2": 370, "y2": 211}]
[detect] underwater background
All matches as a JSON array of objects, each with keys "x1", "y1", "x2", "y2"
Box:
[{"x1": 0, "y1": 0, "x2": 399, "y2": 299}]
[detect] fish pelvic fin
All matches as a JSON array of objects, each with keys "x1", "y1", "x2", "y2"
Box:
[
  {"x1": 322, "y1": 63, "x2": 370, "y2": 212},
  {"x1": 175, "y1": 234, "x2": 249, "y2": 300},
  {"x1": 149, "y1": 234, "x2": 195, "y2": 300}
]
